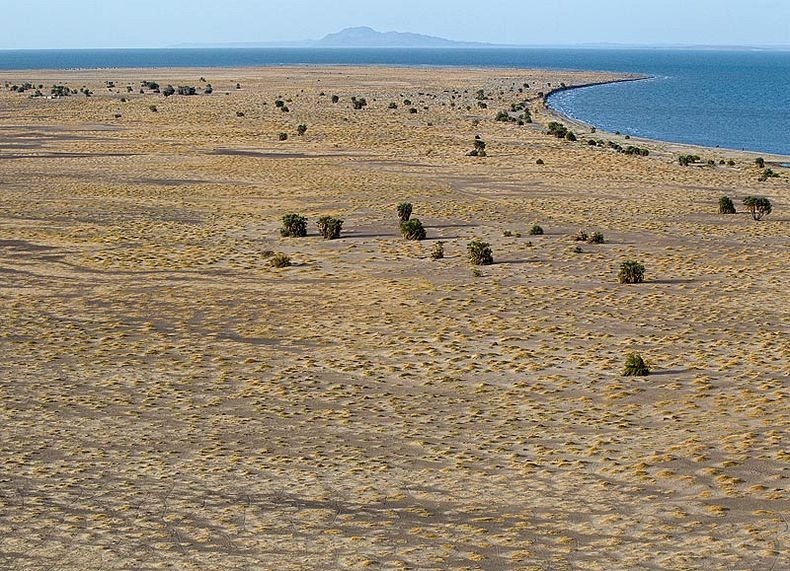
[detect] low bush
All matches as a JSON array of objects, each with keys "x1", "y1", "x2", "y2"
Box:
[
  {"x1": 755, "y1": 157, "x2": 765, "y2": 168},
  {"x1": 718, "y1": 196, "x2": 736, "y2": 214},
  {"x1": 588, "y1": 231, "x2": 604, "y2": 244},
  {"x1": 758, "y1": 168, "x2": 779, "y2": 182},
  {"x1": 270, "y1": 253, "x2": 292, "y2": 268},
  {"x1": 618, "y1": 260, "x2": 645, "y2": 284},
  {"x1": 529, "y1": 224, "x2": 544, "y2": 236},
  {"x1": 400, "y1": 219, "x2": 426, "y2": 241},
  {"x1": 623, "y1": 353, "x2": 650, "y2": 376},
  {"x1": 280, "y1": 213, "x2": 307, "y2": 237},
  {"x1": 297, "y1": 124, "x2": 307, "y2": 136},
  {"x1": 430, "y1": 241, "x2": 445, "y2": 259},
  {"x1": 317, "y1": 216, "x2": 344, "y2": 239},
  {"x1": 742, "y1": 196, "x2": 773, "y2": 220},
  {"x1": 547, "y1": 121, "x2": 568, "y2": 138},
  {"x1": 573, "y1": 230, "x2": 589, "y2": 242},
  {"x1": 468, "y1": 240, "x2": 493, "y2": 265},
  {"x1": 278, "y1": 132, "x2": 288, "y2": 141}
]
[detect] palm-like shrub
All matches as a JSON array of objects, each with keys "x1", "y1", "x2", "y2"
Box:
[
  {"x1": 397, "y1": 202, "x2": 413, "y2": 222},
  {"x1": 317, "y1": 216, "x2": 343, "y2": 239},
  {"x1": 618, "y1": 260, "x2": 645, "y2": 284},
  {"x1": 281, "y1": 214, "x2": 307, "y2": 237},
  {"x1": 623, "y1": 353, "x2": 650, "y2": 376},
  {"x1": 742, "y1": 196, "x2": 773, "y2": 220},
  {"x1": 400, "y1": 219, "x2": 426, "y2": 240},
  {"x1": 718, "y1": 196, "x2": 736, "y2": 214},
  {"x1": 468, "y1": 240, "x2": 493, "y2": 265}
]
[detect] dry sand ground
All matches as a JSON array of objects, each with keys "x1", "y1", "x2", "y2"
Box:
[{"x1": 0, "y1": 67, "x2": 787, "y2": 570}]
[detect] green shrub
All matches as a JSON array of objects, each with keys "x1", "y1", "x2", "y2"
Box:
[
  {"x1": 529, "y1": 224, "x2": 544, "y2": 236},
  {"x1": 623, "y1": 353, "x2": 650, "y2": 376},
  {"x1": 536, "y1": 159, "x2": 544, "y2": 165},
  {"x1": 742, "y1": 196, "x2": 773, "y2": 220},
  {"x1": 588, "y1": 232, "x2": 604, "y2": 244},
  {"x1": 565, "y1": 131, "x2": 577, "y2": 142},
  {"x1": 148, "y1": 105, "x2": 158, "y2": 112},
  {"x1": 618, "y1": 260, "x2": 645, "y2": 284},
  {"x1": 270, "y1": 252, "x2": 292, "y2": 268},
  {"x1": 547, "y1": 121, "x2": 568, "y2": 138},
  {"x1": 755, "y1": 157, "x2": 765, "y2": 168},
  {"x1": 397, "y1": 202, "x2": 413, "y2": 222},
  {"x1": 297, "y1": 124, "x2": 307, "y2": 136},
  {"x1": 280, "y1": 213, "x2": 307, "y2": 237},
  {"x1": 278, "y1": 132, "x2": 288, "y2": 141},
  {"x1": 718, "y1": 196, "x2": 736, "y2": 214},
  {"x1": 317, "y1": 216, "x2": 344, "y2": 239},
  {"x1": 727, "y1": 159, "x2": 736, "y2": 166},
  {"x1": 678, "y1": 154, "x2": 701, "y2": 166},
  {"x1": 400, "y1": 219, "x2": 426, "y2": 240},
  {"x1": 331, "y1": 95, "x2": 339, "y2": 104},
  {"x1": 388, "y1": 102, "x2": 398, "y2": 109},
  {"x1": 431, "y1": 241, "x2": 445, "y2": 259},
  {"x1": 467, "y1": 240, "x2": 493, "y2": 265},
  {"x1": 758, "y1": 168, "x2": 779, "y2": 182}
]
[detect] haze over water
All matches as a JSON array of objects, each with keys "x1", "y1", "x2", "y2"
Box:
[{"x1": 1, "y1": 47, "x2": 788, "y2": 155}]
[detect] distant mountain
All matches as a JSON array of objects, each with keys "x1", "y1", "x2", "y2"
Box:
[
  {"x1": 172, "y1": 27, "x2": 493, "y2": 49},
  {"x1": 314, "y1": 27, "x2": 489, "y2": 48}
]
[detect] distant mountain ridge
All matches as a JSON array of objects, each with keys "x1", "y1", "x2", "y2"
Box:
[
  {"x1": 173, "y1": 27, "x2": 493, "y2": 49},
  {"x1": 315, "y1": 27, "x2": 489, "y2": 48}
]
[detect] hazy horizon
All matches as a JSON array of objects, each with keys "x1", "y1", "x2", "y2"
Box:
[{"x1": 2, "y1": 0, "x2": 789, "y2": 50}]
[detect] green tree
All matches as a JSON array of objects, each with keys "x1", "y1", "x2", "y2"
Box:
[{"x1": 742, "y1": 196, "x2": 773, "y2": 220}]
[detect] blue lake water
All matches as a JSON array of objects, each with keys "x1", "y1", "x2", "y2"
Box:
[{"x1": 1, "y1": 47, "x2": 788, "y2": 155}]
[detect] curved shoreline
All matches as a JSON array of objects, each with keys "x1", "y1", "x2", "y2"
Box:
[{"x1": 542, "y1": 76, "x2": 790, "y2": 161}]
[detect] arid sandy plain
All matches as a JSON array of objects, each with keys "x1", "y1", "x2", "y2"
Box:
[{"x1": 0, "y1": 66, "x2": 787, "y2": 570}]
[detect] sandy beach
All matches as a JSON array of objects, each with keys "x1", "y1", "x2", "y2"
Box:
[{"x1": 0, "y1": 66, "x2": 787, "y2": 570}]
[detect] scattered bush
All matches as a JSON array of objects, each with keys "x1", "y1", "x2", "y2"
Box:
[
  {"x1": 400, "y1": 219, "x2": 426, "y2": 241},
  {"x1": 280, "y1": 213, "x2": 308, "y2": 237},
  {"x1": 397, "y1": 202, "x2": 413, "y2": 222},
  {"x1": 467, "y1": 138, "x2": 487, "y2": 157},
  {"x1": 678, "y1": 154, "x2": 701, "y2": 166},
  {"x1": 388, "y1": 102, "x2": 398, "y2": 109},
  {"x1": 536, "y1": 159, "x2": 544, "y2": 165},
  {"x1": 529, "y1": 224, "x2": 544, "y2": 236},
  {"x1": 573, "y1": 230, "x2": 589, "y2": 242},
  {"x1": 573, "y1": 245, "x2": 583, "y2": 254},
  {"x1": 742, "y1": 196, "x2": 773, "y2": 220},
  {"x1": 297, "y1": 124, "x2": 307, "y2": 136},
  {"x1": 141, "y1": 81, "x2": 160, "y2": 91},
  {"x1": 618, "y1": 260, "x2": 645, "y2": 284},
  {"x1": 270, "y1": 253, "x2": 292, "y2": 268},
  {"x1": 467, "y1": 240, "x2": 493, "y2": 265},
  {"x1": 275, "y1": 99, "x2": 285, "y2": 108},
  {"x1": 565, "y1": 131, "x2": 577, "y2": 142},
  {"x1": 278, "y1": 132, "x2": 288, "y2": 141},
  {"x1": 547, "y1": 121, "x2": 568, "y2": 138},
  {"x1": 755, "y1": 157, "x2": 765, "y2": 168},
  {"x1": 727, "y1": 159, "x2": 736, "y2": 166},
  {"x1": 149, "y1": 105, "x2": 158, "y2": 113},
  {"x1": 718, "y1": 196, "x2": 736, "y2": 214},
  {"x1": 317, "y1": 216, "x2": 344, "y2": 239},
  {"x1": 588, "y1": 232, "x2": 605, "y2": 244},
  {"x1": 758, "y1": 168, "x2": 779, "y2": 182},
  {"x1": 623, "y1": 353, "x2": 650, "y2": 376},
  {"x1": 162, "y1": 85, "x2": 176, "y2": 97},
  {"x1": 351, "y1": 96, "x2": 368, "y2": 110},
  {"x1": 51, "y1": 85, "x2": 71, "y2": 97},
  {"x1": 177, "y1": 86, "x2": 197, "y2": 96},
  {"x1": 236, "y1": 111, "x2": 245, "y2": 117},
  {"x1": 430, "y1": 241, "x2": 445, "y2": 259},
  {"x1": 331, "y1": 95, "x2": 340, "y2": 104}
]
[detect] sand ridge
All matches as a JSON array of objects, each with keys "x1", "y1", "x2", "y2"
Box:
[{"x1": 0, "y1": 66, "x2": 788, "y2": 570}]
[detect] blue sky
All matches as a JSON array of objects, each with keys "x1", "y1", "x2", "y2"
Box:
[{"x1": 2, "y1": 0, "x2": 789, "y2": 49}]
